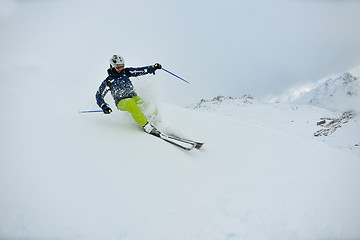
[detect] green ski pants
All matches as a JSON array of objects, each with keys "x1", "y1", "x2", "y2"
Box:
[{"x1": 117, "y1": 95, "x2": 148, "y2": 127}]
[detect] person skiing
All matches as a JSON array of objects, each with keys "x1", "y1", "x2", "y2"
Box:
[{"x1": 96, "y1": 55, "x2": 162, "y2": 136}]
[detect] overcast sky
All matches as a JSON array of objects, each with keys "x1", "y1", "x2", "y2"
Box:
[{"x1": 1, "y1": 0, "x2": 360, "y2": 105}]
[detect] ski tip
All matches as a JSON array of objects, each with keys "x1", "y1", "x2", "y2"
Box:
[
  {"x1": 195, "y1": 143, "x2": 204, "y2": 149},
  {"x1": 186, "y1": 145, "x2": 195, "y2": 151}
]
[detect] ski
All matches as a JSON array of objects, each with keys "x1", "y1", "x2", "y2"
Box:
[
  {"x1": 144, "y1": 127, "x2": 203, "y2": 151},
  {"x1": 158, "y1": 133, "x2": 195, "y2": 151},
  {"x1": 165, "y1": 134, "x2": 204, "y2": 149}
]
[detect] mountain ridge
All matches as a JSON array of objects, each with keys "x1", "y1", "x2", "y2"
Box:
[{"x1": 293, "y1": 72, "x2": 360, "y2": 112}]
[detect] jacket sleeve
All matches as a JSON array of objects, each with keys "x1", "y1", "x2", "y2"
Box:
[
  {"x1": 125, "y1": 65, "x2": 157, "y2": 77},
  {"x1": 95, "y1": 78, "x2": 110, "y2": 108}
]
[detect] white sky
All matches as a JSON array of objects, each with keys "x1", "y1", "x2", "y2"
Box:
[{"x1": 1, "y1": 0, "x2": 360, "y2": 105}]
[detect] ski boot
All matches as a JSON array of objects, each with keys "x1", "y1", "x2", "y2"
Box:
[{"x1": 143, "y1": 122, "x2": 161, "y2": 137}]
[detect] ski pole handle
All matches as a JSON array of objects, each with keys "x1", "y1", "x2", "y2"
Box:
[
  {"x1": 79, "y1": 110, "x2": 103, "y2": 113},
  {"x1": 162, "y1": 68, "x2": 190, "y2": 84}
]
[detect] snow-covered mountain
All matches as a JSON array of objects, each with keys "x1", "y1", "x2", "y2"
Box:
[
  {"x1": 1, "y1": 67, "x2": 360, "y2": 240},
  {"x1": 293, "y1": 72, "x2": 360, "y2": 112}
]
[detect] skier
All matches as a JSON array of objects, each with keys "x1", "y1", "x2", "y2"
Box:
[{"x1": 96, "y1": 55, "x2": 162, "y2": 136}]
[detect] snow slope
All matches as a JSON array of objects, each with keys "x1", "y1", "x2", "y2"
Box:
[{"x1": 1, "y1": 68, "x2": 360, "y2": 240}]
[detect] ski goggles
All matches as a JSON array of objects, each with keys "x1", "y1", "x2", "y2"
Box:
[{"x1": 115, "y1": 64, "x2": 125, "y2": 70}]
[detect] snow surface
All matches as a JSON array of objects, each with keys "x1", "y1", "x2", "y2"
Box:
[{"x1": 1, "y1": 68, "x2": 360, "y2": 240}]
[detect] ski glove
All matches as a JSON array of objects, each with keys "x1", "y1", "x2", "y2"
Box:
[
  {"x1": 151, "y1": 63, "x2": 162, "y2": 75},
  {"x1": 154, "y1": 63, "x2": 162, "y2": 70},
  {"x1": 102, "y1": 105, "x2": 112, "y2": 114}
]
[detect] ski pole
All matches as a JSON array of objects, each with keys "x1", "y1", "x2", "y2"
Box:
[
  {"x1": 162, "y1": 68, "x2": 190, "y2": 84},
  {"x1": 78, "y1": 110, "x2": 103, "y2": 113}
]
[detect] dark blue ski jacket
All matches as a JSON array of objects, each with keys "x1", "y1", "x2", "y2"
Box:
[{"x1": 96, "y1": 65, "x2": 157, "y2": 108}]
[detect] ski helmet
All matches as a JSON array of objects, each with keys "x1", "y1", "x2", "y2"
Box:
[{"x1": 110, "y1": 55, "x2": 125, "y2": 67}]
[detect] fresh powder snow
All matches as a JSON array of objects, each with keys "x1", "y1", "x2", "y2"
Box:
[{"x1": 0, "y1": 67, "x2": 360, "y2": 240}]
